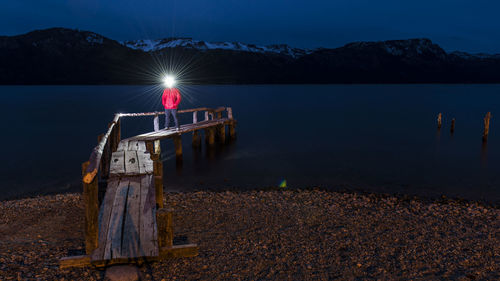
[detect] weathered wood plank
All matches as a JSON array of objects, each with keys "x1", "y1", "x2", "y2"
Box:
[
  {"x1": 137, "y1": 152, "x2": 154, "y2": 174},
  {"x1": 117, "y1": 141, "x2": 129, "y2": 152},
  {"x1": 83, "y1": 114, "x2": 121, "y2": 184},
  {"x1": 91, "y1": 179, "x2": 120, "y2": 261},
  {"x1": 139, "y1": 175, "x2": 158, "y2": 257},
  {"x1": 60, "y1": 255, "x2": 90, "y2": 269},
  {"x1": 124, "y1": 150, "x2": 140, "y2": 175},
  {"x1": 104, "y1": 179, "x2": 129, "y2": 260},
  {"x1": 124, "y1": 119, "x2": 229, "y2": 142},
  {"x1": 128, "y1": 140, "x2": 147, "y2": 151},
  {"x1": 159, "y1": 244, "x2": 199, "y2": 259},
  {"x1": 120, "y1": 177, "x2": 142, "y2": 259},
  {"x1": 109, "y1": 151, "x2": 125, "y2": 175}
]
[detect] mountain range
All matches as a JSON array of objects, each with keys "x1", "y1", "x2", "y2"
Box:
[{"x1": 1, "y1": 28, "x2": 499, "y2": 84}]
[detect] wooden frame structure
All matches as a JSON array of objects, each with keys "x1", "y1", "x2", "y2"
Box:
[{"x1": 61, "y1": 107, "x2": 236, "y2": 268}]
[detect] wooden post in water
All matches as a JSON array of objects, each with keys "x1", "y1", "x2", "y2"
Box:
[
  {"x1": 451, "y1": 118, "x2": 456, "y2": 134},
  {"x1": 227, "y1": 107, "x2": 236, "y2": 139},
  {"x1": 157, "y1": 208, "x2": 173, "y2": 248},
  {"x1": 483, "y1": 112, "x2": 491, "y2": 142},
  {"x1": 205, "y1": 127, "x2": 215, "y2": 146},
  {"x1": 147, "y1": 141, "x2": 163, "y2": 208},
  {"x1": 173, "y1": 135, "x2": 183, "y2": 162},
  {"x1": 217, "y1": 125, "x2": 226, "y2": 144},
  {"x1": 81, "y1": 161, "x2": 99, "y2": 255},
  {"x1": 437, "y1": 113, "x2": 442, "y2": 129},
  {"x1": 192, "y1": 112, "x2": 201, "y2": 148}
]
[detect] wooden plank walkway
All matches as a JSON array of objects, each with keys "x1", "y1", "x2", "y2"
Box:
[
  {"x1": 125, "y1": 118, "x2": 231, "y2": 142},
  {"x1": 91, "y1": 142, "x2": 159, "y2": 265},
  {"x1": 61, "y1": 107, "x2": 235, "y2": 269}
]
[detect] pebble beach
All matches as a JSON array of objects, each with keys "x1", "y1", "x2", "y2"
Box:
[{"x1": 0, "y1": 190, "x2": 499, "y2": 280}]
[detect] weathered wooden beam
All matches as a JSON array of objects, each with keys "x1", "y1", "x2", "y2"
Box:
[
  {"x1": 437, "y1": 113, "x2": 442, "y2": 129},
  {"x1": 59, "y1": 255, "x2": 91, "y2": 269},
  {"x1": 156, "y1": 208, "x2": 173, "y2": 248},
  {"x1": 81, "y1": 161, "x2": 99, "y2": 255},
  {"x1": 159, "y1": 244, "x2": 199, "y2": 259},
  {"x1": 83, "y1": 114, "x2": 120, "y2": 184},
  {"x1": 483, "y1": 112, "x2": 491, "y2": 142}
]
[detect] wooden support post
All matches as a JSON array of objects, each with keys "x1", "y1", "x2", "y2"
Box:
[
  {"x1": 112, "y1": 119, "x2": 121, "y2": 152},
  {"x1": 156, "y1": 208, "x2": 173, "y2": 248},
  {"x1": 205, "y1": 127, "x2": 215, "y2": 146},
  {"x1": 437, "y1": 113, "x2": 442, "y2": 129},
  {"x1": 173, "y1": 135, "x2": 183, "y2": 162},
  {"x1": 154, "y1": 114, "x2": 161, "y2": 154},
  {"x1": 217, "y1": 124, "x2": 226, "y2": 144},
  {"x1": 147, "y1": 141, "x2": 163, "y2": 208},
  {"x1": 192, "y1": 130, "x2": 201, "y2": 148},
  {"x1": 81, "y1": 161, "x2": 99, "y2": 255},
  {"x1": 216, "y1": 112, "x2": 222, "y2": 120},
  {"x1": 192, "y1": 112, "x2": 201, "y2": 148},
  {"x1": 450, "y1": 118, "x2": 456, "y2": 133},
  {"x1": 192, "y1": 111, "x2": 198, "y2": 124},
  {"x1": 229, "y1": 121, "x2": 236, "y2": 139},
  {"x1": 483, "y1": 112, "x2": 491, "y2": 142},
  {"x1": 204, "y1": 111, "x2": 209, "y2": 121},
  {"x1": 227, "y1": 108, "x2": 236, "y2": 139}
]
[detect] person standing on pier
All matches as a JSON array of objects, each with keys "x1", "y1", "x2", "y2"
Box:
[{"x1": 162, "y1": 76, "x2": 182, "y2": 130}]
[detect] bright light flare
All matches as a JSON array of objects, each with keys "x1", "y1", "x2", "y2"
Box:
[{"x1": 162, "y1": 75, "x2": 176, "y2": 88}]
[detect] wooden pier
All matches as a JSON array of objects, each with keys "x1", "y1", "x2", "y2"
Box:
[{"x1": 60, "y1": 107, "x2": 236, "y2": 268}]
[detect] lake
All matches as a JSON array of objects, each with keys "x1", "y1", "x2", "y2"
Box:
[{"x1": 0, "y1": 85, "x2": 499, "y2": 202}]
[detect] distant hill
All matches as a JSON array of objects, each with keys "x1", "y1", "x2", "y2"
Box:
[{"x1": 1, "y1": 27, "x2": 499, "y2": 84}]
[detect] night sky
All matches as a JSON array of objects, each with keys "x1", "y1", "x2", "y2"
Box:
[{"x1": 2, "y1": 0, "x2": 500, "y2": 53}]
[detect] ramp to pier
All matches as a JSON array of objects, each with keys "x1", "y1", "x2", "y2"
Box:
[{"x1": 60, "y1": 107, "x2": 236, "y2": 268}]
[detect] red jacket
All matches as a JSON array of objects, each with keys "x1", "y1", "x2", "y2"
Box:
[{"x1": 162, "y1": 88, "x2": 181, "y2": 109}]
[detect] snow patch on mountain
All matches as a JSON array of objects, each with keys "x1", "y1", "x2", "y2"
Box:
[
  {"x1": 86, "y1": 33, "x2": 104, "y2": 45},
  {"x1": 122, "y1": 38, "x2": 312, "y2": 58}
]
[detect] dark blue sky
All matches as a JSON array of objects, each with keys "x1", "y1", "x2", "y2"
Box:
[{"x1": 2, "y1": 0, "x2": 500, "y2": 53}]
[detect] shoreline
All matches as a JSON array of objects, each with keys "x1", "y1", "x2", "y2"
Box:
[{"x1": 0, "y1": 190, "x2": 498, "y2": 280}]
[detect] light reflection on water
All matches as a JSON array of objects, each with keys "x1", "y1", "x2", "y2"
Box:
[{"x1": 0, "y1": 84, "x2": 498, "y2": 202}]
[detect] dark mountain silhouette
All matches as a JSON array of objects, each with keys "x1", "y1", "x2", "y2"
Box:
[{"x1": 1, "y1": 28, "x2": 499, "y2": 84}]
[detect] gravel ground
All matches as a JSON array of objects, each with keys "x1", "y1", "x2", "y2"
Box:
[{"x1": 0, "y1": 190, "x2": 499, "y2": 280}]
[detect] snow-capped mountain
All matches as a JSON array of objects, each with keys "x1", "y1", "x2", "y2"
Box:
[{"x1": 122, "y1": 38, "x2": 313, "y2": 58}]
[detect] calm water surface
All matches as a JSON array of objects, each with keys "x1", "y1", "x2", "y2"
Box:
[{"x1": 0, "y1": 85, "x2": 499, "y2": 202}]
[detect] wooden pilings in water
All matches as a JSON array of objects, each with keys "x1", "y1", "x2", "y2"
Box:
[
  {"x1": 205, "y1": 127, "x2": 216, "y2": 145},
  {"x1": 483, "y1": 112, "x2": 491, "y2": 142},
  {"x1": 450, "y1": 118, "x2": 456, "y2": 134},
  {"x1": 173, "y1": 136, "x2": 183, "y2": 162},
  {"x1": 437, "y1": 113, "x2": 442, "y2": 129},
  {"x1": 81, "y1": 161, "x2": 99, "y2": 255}
]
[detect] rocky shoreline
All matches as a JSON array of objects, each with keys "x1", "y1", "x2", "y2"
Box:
[{"x1": 0, "y1": 190, "x2": 499, "y2": 280}]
